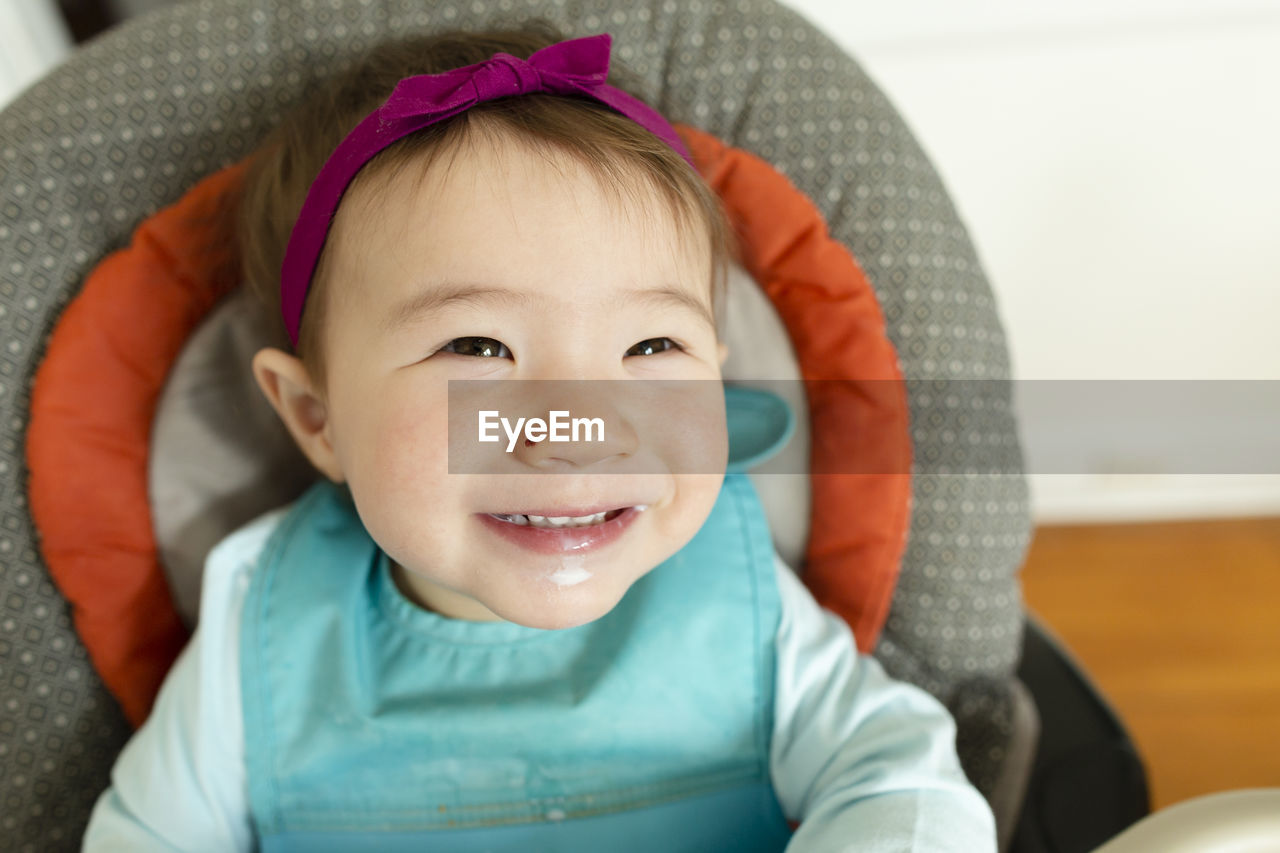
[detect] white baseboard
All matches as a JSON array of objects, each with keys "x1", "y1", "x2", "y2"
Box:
[{"x1": 1029, "y1": 474, "x2": 1280, "y2": 524}]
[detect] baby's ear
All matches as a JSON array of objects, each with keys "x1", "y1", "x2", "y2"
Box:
[
  {"x1": 250, "y1": 347, "x2": 345, "y2": 483},
  {"x1": 717, "y1": 340, "x2": 729, "y2": 367}
]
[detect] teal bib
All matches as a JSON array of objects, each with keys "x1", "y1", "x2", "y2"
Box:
[{"x1": 241, "y1": 391, "x2": 795, "y2": 852}]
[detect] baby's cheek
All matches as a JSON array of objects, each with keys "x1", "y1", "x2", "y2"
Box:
[
  {"x1": 655, "y1": 473, "x2": 725, "y2": 549},
  {"x1": 372, "y1": 393, "x2": 450, "y2": 483},
  {"x1": 355, "y1": 398, "x2": 452, "y2": 534}
]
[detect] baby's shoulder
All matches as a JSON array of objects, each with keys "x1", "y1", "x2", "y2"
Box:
[
  {"x1": 196, "y1": 501, "x2": 297, "y2": 623},
  {"x1": 207, "y1": 504, "x2": 293, "y2": 571},
  {"x1": 208, "y1": 503, "x2": 294, "y2": 573}
]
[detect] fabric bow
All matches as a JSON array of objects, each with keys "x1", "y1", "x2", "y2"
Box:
[{"x1": 281, "y1": 33, "x2": 694, "y2": 346}]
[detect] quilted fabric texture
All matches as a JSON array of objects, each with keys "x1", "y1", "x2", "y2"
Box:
[{"x1": 0, "y1": 0, "x2": 1031, "y2": 849}]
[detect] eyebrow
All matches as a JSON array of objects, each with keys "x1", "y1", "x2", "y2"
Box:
[
  {"x1": 382, "y1": 281, "x2": 715, "y2": 334},
  {"x1": 627, "y1": 285, "x2": 716, "y2": 329},
  {"x1": 382, "y1": 284, "x2": 532, "y2": 335}
]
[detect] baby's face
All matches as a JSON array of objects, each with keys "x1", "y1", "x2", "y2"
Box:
[{"x1": 316, "y1": 134, "x2": 726, "y2": 629}]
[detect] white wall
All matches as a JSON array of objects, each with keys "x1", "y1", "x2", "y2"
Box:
[
  {"x1": 0, "y1": 0, "x2": 72, "y2": 111},
  {"x1": 781, "y1": 0, "x2": 1280, "y2": 522}
]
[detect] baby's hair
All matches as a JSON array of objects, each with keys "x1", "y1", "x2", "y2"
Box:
[{"x1": 237, "y1": 21, "x2": 736, "y2": 398}]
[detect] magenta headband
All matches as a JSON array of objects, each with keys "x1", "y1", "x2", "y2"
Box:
[{"x1": 279, "y1": 32, "x2": 695, "y2": 346}]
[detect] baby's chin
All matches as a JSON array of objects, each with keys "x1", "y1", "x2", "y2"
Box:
[{"x1": 482, "y1": 573, "x2": 635, "y2": 631}]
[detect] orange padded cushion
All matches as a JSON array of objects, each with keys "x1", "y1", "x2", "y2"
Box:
[
  {"x1": 27, "y1": 163, "x2": 245, "y2": 727},
  {"x1": 26, "y1": 128, "x2": 909, "y2": 728},
  {"x1": 680, "y1": 126, "x2": 911, "y2": 656}
]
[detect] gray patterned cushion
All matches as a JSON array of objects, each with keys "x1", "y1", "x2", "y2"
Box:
[{"x1": 0, "y1": 1, "x2": 1032, "y2": 849}]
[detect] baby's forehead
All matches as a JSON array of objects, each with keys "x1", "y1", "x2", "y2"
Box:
[
  {"x1": 335, "y1": 126, "x2": 711, "y2": 253},
  {"x1": 317, "y1": 127, "x2": 722, "y2": 340}
]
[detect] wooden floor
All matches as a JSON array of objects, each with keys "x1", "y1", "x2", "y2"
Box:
[{"x1": 1020, "y1": 515, "x2": 1280, "y2": 810}]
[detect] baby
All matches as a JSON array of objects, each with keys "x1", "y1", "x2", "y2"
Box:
[{"x1": 84, "y1": 25, "x2": 996, "y2": 852}]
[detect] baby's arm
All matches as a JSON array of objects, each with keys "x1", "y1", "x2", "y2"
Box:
[
  {"x1": 770, "y1": 554, "x2": 997, "y2": 853},
  {"x1": 81, "y1": 510, "x2": 284, "y2": 852}
]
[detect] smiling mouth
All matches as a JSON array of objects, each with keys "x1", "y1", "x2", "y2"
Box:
[
  {"x1": 487, "y1": 508, "x2": 637, "y2": 529},
  {"x1": 478, "y1": 505, "x2": 648, "y2": 555}
]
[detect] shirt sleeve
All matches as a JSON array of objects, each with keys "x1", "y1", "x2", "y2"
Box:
[
  {"x1": 769, "y1": 552, "x2": 997, "y2": 853},
  {"x1": 81, "y1": 507, "x2": 288, "y2": 853}
]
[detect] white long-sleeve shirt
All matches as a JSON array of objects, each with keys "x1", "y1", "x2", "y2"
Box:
[{"x1": 83, "y1": 505, "x2": 995, "y2": 852}]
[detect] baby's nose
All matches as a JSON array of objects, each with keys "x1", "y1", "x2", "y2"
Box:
[{"x1": 513, "y1": 407, "x2": 637, "y2": 470}]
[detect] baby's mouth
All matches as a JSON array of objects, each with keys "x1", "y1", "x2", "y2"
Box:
[
  {"x1": 478, "y1": 504, "x2": 649, "y2": 556},
  {"x1": 487, "y1": 508, "x2": 634, "y2": 529}
]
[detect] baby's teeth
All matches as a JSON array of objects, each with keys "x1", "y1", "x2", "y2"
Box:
[{"x1": 523, "y1": 512, "x2": 610, "y2": 528}]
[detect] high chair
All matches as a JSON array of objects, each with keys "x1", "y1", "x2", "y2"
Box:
[{"x1": 0, "y1": 0, "x2": 1150, "y2": 850}]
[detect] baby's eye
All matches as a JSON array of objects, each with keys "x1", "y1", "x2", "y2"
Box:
[
  {"x1": 626, "y1": 337, "x2": 683, "y2": 357},
  {"x1": 441, "y1": 337, "x2": 512, "y2": 359}
]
